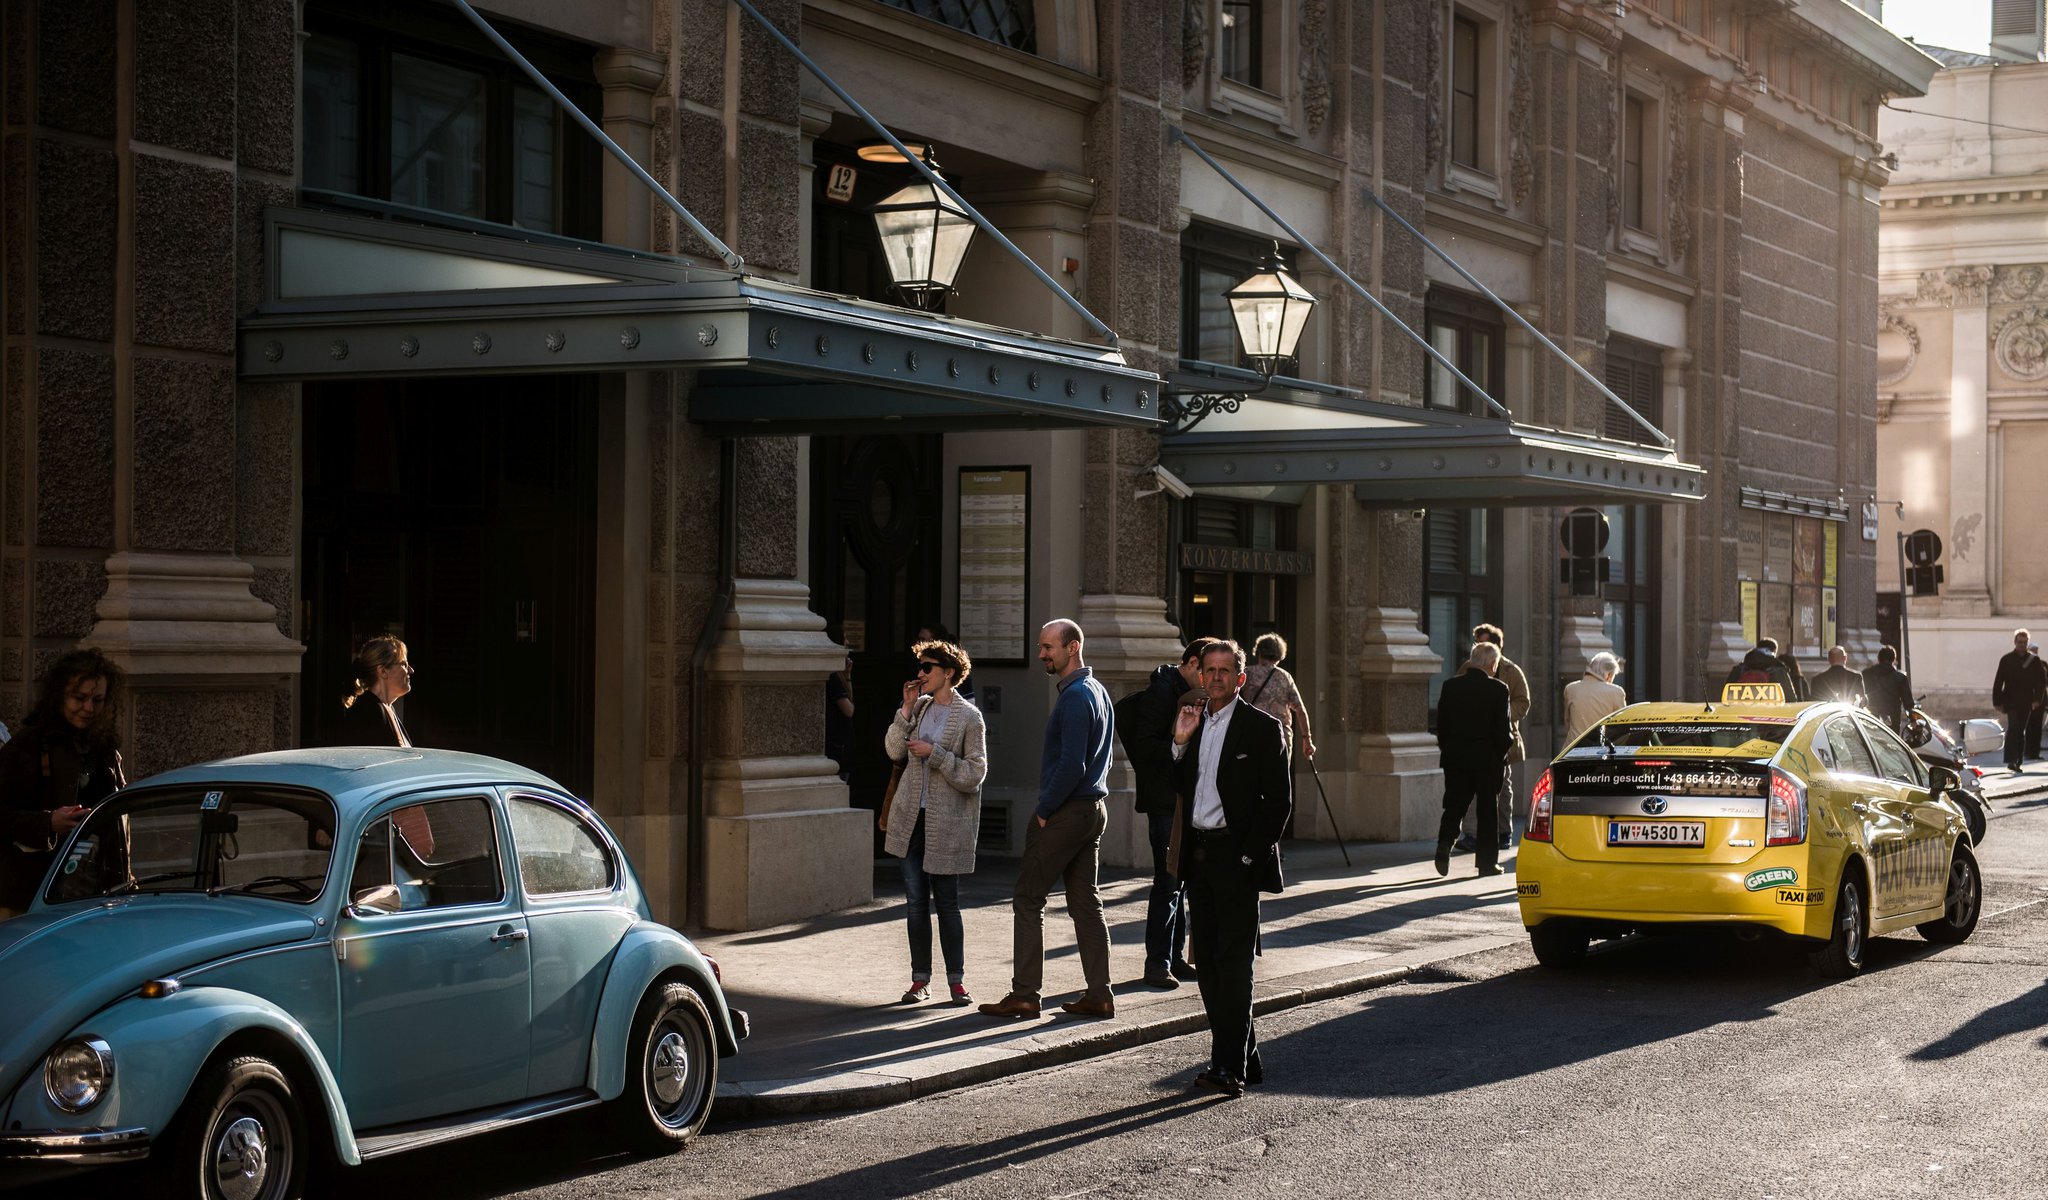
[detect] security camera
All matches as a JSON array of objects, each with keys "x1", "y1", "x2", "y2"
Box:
[{"x1": 1134, "y1": 463, "x2": 1195, "y2": 501}]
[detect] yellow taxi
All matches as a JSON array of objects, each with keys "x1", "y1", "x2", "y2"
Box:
[{"x1": 1517, "y1": 684, "x2": 1980, "y2": 977}]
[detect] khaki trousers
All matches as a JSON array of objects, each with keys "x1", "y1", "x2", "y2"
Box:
[{"x1": 1008, "y1": 797, "x2": 1112, "y2": 1003}]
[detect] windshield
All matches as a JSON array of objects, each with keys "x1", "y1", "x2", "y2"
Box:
[
  {"x1": 1572, "y1": 721, "x2": 1795, "y2": 752},
  {"x1": 43, "y1": 787, "x2": 337, "y2": 906}
]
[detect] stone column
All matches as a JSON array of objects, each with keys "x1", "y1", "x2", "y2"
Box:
[{"x1": 1943, "y1": 268, "x2": 1994, "y2": 615}]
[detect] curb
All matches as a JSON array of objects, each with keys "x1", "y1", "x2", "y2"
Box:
[{"x1": 710, "y1": 932, "x2": 1522, "y2": 1120}]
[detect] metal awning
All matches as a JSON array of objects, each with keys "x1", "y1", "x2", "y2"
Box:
[
  {"x1": 1160, "y1": 379, "x2": 1704, "y2": 506},
  {"x1": 236, "y1": 208, "x2": 1161, "y2": 433}
]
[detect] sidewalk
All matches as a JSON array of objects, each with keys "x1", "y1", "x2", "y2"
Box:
[{"x1": 703, "y1": 767, "x2": 2048, "y2": 1122}]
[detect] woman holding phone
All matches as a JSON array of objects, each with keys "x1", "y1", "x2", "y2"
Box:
[
  {"x1": 882, "y1": 639, "x2": 988, "y2": 1004},
  {"x1": 0, "y1": 649, "x2": 128, "y2": 918}
]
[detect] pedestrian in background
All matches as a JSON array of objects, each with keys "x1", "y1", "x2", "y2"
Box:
[
  {"x1": 1990, "y1": 628, "x2": 2042, "y2": 771},
  {"x1": 1863, "y1": 645, "x2": 1912, "y2": 733},
  {"x1": 333, "y1": 634, "x2": 415, "y2": 747},
  {"x1": 915, "y1": 622, "x2": 974, "y2": 705},
  {"x1": 1809, "y1": 646, "x2": 1865, "y2": 707},
  {"x1": 1435, "y1": 642, "x2": 1512, "y2": 879},
  {"x1": 0, "y1": 649, "x2": 127, "y2": 918},
  {"x1": 980, "y1": 619, "x2": 1116, "y2": 1020},
  {"x1": 1458, "y1": 624, "x2": 1527, "y2": 852},
  {"x1": 1777, "y1": 645, "x2": 1809, "y2": 700},
  {"x1": 1116, "y1": 637, "x2": 1215, "y2": 990},
  {"x1": 1726, "y1": 638, "x2": 1796, "y2": 695},
  {"x1": 883, "y1": 639, "x2": 987, "y2": 1006},
  {"x1": 1243, "y1": 633, "x2": 1315, "y2": 762},
  {"x1": 1169, "y1": 640, "x2": 1291, "y2": 1098},
  {"x1": 1562, "y1": 652, "x2": 1627, "y2": 744},
  {"x1": 2025, "y1": 643, "x2": 2048, "y2": 762}
]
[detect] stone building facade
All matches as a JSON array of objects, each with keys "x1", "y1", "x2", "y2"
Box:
[
  {"x1": 2, "y1": 0, "x2": 1930, "y2": 930},
  {"x1": 1877, "y1": 45, "x2": 2048, "y2": 714}
]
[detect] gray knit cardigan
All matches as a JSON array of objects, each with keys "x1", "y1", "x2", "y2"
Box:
[{"x1": 882, "y1": 694, "x2": 988, "y2": 875}]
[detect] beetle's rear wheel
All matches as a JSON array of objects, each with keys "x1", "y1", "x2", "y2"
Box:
[{"x1": 608, "y1": 981, "x2": 718, "y2": 1155}]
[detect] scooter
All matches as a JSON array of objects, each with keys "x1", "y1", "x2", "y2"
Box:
[{"x1": 1901, "y1": 702, "x2": 1994, "y2": 845}]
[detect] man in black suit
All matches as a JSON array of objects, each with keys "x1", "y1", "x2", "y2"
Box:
[
  {"x1": 1863, "y1": 644, "x2": 1912, "y2": 733},
  {"x1": 1169, "y1": 640, "x2": 1291, "y2": 1099},
  {"x1": 1434, "y1": 642, "x2": 1513, "y2": 878},
  {"x1": 1990, "y1": 628, "x2": 2043, "y2": 771},
  {"x1": 1809, "y1": 646, "x2": 1865, "y2": 706}
]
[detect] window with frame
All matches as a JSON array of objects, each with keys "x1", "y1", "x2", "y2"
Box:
[
  {"x1": 1422, "y1": 508, "x2": 1502, "y2": 730},
  {"x1": 1599, "y1": 337, "x2": 1668, "y2": 700},
  {"x1": 348, "y1": 797, "x2": 504, "y2": 914},
  {"x1": 1622, "y1": 94, "x2": 1647, "y2": 231},
  {"x1": 1176, "y1": 498, "x2": 1300, "y2": 654},
  {"x1": 1221, "y1": 0, "x2": 1264, "y2": 88},
  {"x1": 1180, "y1": 225, "x2": 1303, "y2": 376},
  {"x1": 1451, "y1": 14, "x2": 1483, "y2": 169},
  {"x1": 1425, "y1": 289, "x2": 1503, "y2": 415},
  {"x1": 509, "y1": 797, "x2": 615, "y2": 896},
  {"x1": 873, "y1": 0, "x2": 1036, "y2": 52},
  {"x1": 301, "y1": 2, "x2": 602, "y2": 239}
]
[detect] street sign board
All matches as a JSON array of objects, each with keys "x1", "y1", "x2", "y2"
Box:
[
  {"x1": 1560, "y1": 507, "x2": 1610, "y2": 558},
  {"x1": 1905, "y1": 528, "x2": 1942, "y2": 565}
]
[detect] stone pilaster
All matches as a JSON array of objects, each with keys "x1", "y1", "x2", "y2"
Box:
[{"x1": 1075, "y1": 592, "x2": 1184, "y2": 869}]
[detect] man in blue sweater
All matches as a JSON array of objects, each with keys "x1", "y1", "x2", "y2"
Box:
[{"x1": 980, "y1": 618, "x2": 1118, "y2": 1019}]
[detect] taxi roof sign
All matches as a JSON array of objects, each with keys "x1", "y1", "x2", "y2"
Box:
[{"x1": 1720, "y1": 682, "x2": 1786, "y2": 704}]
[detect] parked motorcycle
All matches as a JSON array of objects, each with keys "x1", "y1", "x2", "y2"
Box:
[{"x1": 1901, "y1": 702, "x2": 1994, "y2": 845}]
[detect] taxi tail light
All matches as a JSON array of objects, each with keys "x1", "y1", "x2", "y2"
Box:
[
  {"x1": 1766, "y1": 768, "x2": 1807, "y2": 846},
  {"x1": 1526, "y1": 768, "x2": 1554, "y2": 842}
]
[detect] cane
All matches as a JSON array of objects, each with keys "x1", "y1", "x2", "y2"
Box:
[{"x1": 1307, "y1": 756, "x2": 1351, "y2": 867}]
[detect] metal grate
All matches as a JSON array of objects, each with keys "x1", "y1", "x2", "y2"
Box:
[
  {"x1": 979, "y1": 802, "x2": 1009, "y2": 850},
  {"x1": 874, "y1": 0, "x2": 1036, "y2": 52}
]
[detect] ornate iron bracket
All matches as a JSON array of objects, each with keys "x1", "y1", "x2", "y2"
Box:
[{"x1": 1161, "y1": 391, "x2": 1246, "y2": 435}]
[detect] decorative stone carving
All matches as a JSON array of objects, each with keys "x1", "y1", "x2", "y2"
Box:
[
  {"x1": 1509, "y1": 8, "x2": 1533, "y2": 203},
  {"x1": 1604, "y1": 80, "x2": 1621, "y2": 240},
  {"x1": 1993, "y1": 264, "x2": 2048, "y2": 303},
  {"x1": 1916, "y1": 265, "x2": 1995, "y2": 307},
  {"x1": 1876, "y1": 308, "x2": 1920, "y2": 387},
  {"x1": 1425, "y1": 1, "x2": 1445, "y2": 172},
  {"x1": 1665, "y1": 94, "x2": 1691, "y2": 261},
  {"x1": 1994, "y1": 306, "x2": 2048, "y2": 381},
  {"x1": 1300, "y1": 0, "x2": 1330, "y2": 133},
  {"x1": 1182, "y1": 0, "x2": 1206, "y2": 88}
]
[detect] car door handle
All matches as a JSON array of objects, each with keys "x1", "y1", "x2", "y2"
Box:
[{"x1": 491, "y1": 925, "x2": 528, "y2": 944}]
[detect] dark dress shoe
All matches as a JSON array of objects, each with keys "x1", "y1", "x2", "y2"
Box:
[
  {"x1": 1171, "y1": 961, "x2": 1199, "y2": 982},
  {"x1": 977, "y1": 994, "x2": 1041, "y2": 1019},
  {"x1": 1060, "y1": 996, "x2": 1116, "y2": 1018},
  {"x1": 1143, "y1": 971, "x2": 1181, "y2": 990},
  {"x1": 1452, "y1": 835, "x2": 1478, "y2": 853},
  {"x1": 1193, "y1": 1068, "x2": 1245, "y2": 1098},
  {"x1": 1244, "y1": 1054, "x2": 1264, "y2": 1086},
  {"x1": 1433, "y1": 843, "x2": 1451, "y2": 877},
  {"x1": 1476, "y1": 864, "x2": 1504, "y2": 877}
]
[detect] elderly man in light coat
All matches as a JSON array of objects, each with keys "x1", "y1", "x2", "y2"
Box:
[{"x1": 1563, "y1": 652, "x2": 1629, "y2": 744}]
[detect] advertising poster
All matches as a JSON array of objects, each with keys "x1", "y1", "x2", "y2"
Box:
[
  {"x1": 958, "y1": 468, "x2": 1030, "y2": 665},
  {"x1": 1794, "y1": 517, "x2": 1822, "y2": 585},
  {"x1": 1822, "y1": 586, "x2": 1838, "y2": 651},
  {"x1": 1823, "y1": 521, "x2": 1839, "y2": 587},
  {"x1": 1740, "y1": 580, "x2": 1759, "y2": 646}
]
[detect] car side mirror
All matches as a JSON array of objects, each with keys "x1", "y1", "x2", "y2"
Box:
[{"x1": 1926, "y1": 764, "x2": 1959, "y2": 798}]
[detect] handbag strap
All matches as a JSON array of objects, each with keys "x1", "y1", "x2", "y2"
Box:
[{"x1": 1242, "y1": 665, "x2": 1274, "y2": 706}]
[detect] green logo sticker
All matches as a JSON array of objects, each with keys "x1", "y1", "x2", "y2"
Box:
[{"x1": 1744, "y1": 866, "x2": 1798, "y2": 891}]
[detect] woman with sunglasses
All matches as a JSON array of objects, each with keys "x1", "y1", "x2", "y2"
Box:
[{"x1": 883, "y1": 639, "x2": 988, "y2": 1004}]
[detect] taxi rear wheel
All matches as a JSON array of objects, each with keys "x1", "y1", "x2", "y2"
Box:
[
  {"x1": 1528, "y1": 923, "x2": 1589, "y2": 968},
  {"x1": 1812, "y1": 874, "x2": 1867, "y2": 979},
  {"x1": 1917, "y1": 848, "x2": 1981, "y2": 945}
]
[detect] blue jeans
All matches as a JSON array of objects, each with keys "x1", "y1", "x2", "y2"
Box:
[
  {"x1": 1144, "y1": 810, "x2": 1189, "y2": 975},
  {"x1": 901, "y1": 810, "x2": 964, "y2": 985}
]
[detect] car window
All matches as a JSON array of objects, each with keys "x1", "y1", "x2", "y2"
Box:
[
  {"x1": 1583, "y1": 721, "x2": 1792, "y2": 750},
  {"x1": 44, "y1": 787, "x2": 336, "y2": 905},
  {"x1": 1823, "y1": 717, "x2": 1880, "y2": 779},
  {"x1": 349, "y1": 796, "x2": 502, "y2": 914},
  {"x1": 509, "y1": 797, "x2": 614, "y2": 896},
  {"x1": 1858, "y1": 716, "x2": 1926, "y2": 787}
]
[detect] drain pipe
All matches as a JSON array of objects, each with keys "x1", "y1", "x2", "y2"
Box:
[{"x1": 688, "y1": 439, "x2": 739, "y2": 928}]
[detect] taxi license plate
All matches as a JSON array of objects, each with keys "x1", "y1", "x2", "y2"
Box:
[{"x1": 1607, "y1": 820, "x2": 1705, "y2": 847}]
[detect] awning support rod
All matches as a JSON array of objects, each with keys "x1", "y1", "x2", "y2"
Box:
[
  {"x1": 732, "y1": 0, "x2": 1118, "y2": 348},
  {"x1": 1357, "y1": 186, "x2": 1673, "y2": 450},
  {"x1": 1170, "y1": 128, "x2": 1509, "y2": 419},
  {"x1": 449, "y1": 0, "x2": 745, "y2": 273}
]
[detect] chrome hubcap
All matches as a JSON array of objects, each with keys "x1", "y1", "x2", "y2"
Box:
[
  {"x1": 213, "y1": 1116, "x2": 269, "y2": 1200},
  {"x1": 650, "y1": 1030, "x2": 691, "y2": 1110}
]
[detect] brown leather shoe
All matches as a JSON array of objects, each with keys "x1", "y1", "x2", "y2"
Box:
[
  {"x1": 977, "y1": 994, "x2": 1041, "y2": 1019},
  {"x1": 1060, "y1": 995, "x2": 1116, "y2": 1018}
]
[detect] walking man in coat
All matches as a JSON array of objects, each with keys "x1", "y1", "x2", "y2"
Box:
[
  {"x1": 1458, "y1": 624, "x2": 1528, "y2": 851},
  {"x1": 1118, "y1": 637, "x2": 1215, "y2": 989},
  {"x1": 1990, "y1": 628, "x2": 2043, "y2": 771},
  {"x1": 1809, "y1": 646, "x2": 1866, "y2": 707},
  {"x1": 1436, "y1": 641, "x2": 1514, "y2": 879},
  {"x1": 1863, "y1": 645, "x2": 1912, "y2": 733},
  {"x1": 981, "y1": 619, "x2": 1118, "y2": 1019},
  {"x1": 1170, "y1": 640, "x2": 1291, "y2": 1098}
]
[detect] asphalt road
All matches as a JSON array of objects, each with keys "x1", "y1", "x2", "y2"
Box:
[{"x1": 370, "y1": 792, "x2": 2048, "y2": 1200}]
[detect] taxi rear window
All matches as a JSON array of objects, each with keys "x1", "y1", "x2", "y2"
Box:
[{"x1": 1586, "y1": 722, "x2": 1793, "y2": 750}]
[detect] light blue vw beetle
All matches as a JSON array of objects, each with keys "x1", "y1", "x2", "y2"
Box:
[{"x1": 0, "y1": 748, "x2": 747, "y2": 1199}]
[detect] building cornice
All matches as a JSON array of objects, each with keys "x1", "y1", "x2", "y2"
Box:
[
  {"x1": 803, "y1": 0, "x2": 1104, "y2": 114},
  {"x1": 1178, "y1": 112, "x2": 1346, "y2": 191}
]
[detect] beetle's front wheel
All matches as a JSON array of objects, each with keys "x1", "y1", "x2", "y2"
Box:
[
  {"x1": 159, "y1": 1055, "x2": 306, "y2": 1200},
  {"x1": 609, "y1": 981, "x2": 718, "y2": 1154}
]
